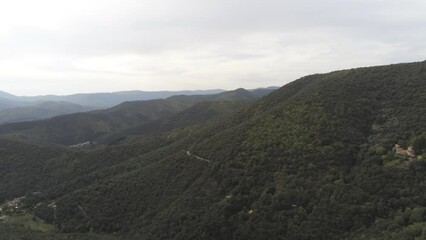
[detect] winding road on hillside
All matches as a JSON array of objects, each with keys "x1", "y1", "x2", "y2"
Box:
[{"x1": 186, "y1": 151, "x2": 211, "y2": 163}]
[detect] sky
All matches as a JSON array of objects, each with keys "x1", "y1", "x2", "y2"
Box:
[{"x1": 0, "y1": 0, "x2": 426, "y2": 96}]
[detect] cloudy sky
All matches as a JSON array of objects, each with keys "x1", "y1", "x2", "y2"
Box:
[{"x1": 1, "y1": 0, "x2": 425, "y2": 95}]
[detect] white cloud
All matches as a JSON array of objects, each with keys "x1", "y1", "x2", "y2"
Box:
[{"x1": 0, "y1": 0, "x2": 425, "y2": 95}]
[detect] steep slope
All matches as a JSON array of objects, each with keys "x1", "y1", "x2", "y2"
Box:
[
  {"x1": 0, "y1": 101, "x2": 96, "y2": 125},
  {"x1": 0, "y1": 89, "x2": 258, "y2": 145},
  {"x1": 1, "y1": 62, "x2": 426, "y2": 239},
  {"x1": 0, "y1": 138, "x2": 72, "y2": 202},
  {"x1": 105, "y1": 100, "x2": 252, "y2": 144},
  {"x1": 48, "y1": 61, "x2": 425, "y2": 239}
]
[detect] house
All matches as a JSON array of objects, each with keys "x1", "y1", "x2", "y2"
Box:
[
  {"x1": 392, "y1": 144, "x2": 416, "y2": 158},
  {"x1": 6, "y1": 197, "x2": 25, "y2": 208}
]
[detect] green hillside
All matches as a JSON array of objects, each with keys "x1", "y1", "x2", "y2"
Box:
[
  {"x1": 0, "y1": 223, "x2": 116, "y2": 240},
  {"x1": 1, "y1": 62, "x2": 426, "y2": 239}
]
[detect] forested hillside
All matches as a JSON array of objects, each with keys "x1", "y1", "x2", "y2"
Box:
[{"x1": 1, "y1": 62, "x2": 426, "y2": 239}]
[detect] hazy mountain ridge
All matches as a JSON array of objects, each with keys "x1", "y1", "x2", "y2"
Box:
[
  {"x1": 0, "y1": 88, "x2": 277, "y2": 105},
  {"x1": 0, "y1": 88, "x2": 266, "y2": 145},
  {"x1": 0, "y1": 101, "x2": 97, "y2": 125},
  {"x1": 0, "y1": 88, "x2": 276, "y2": 125},
  {"x1": 0, "y1": 91, "x2": 18, "y2": 100},
  {"x1": 0, "y1": 97, "x2": 29, "y2": 111},
  {"x1": 14, "y1": 89, "x2": 226, "y2": 108},
  {"x1": 0, "y1": 90, "x2": 228, "y2": 124}
]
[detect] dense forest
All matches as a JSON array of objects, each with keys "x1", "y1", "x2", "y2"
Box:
[{"x1": 0, "y1": 61, "x2": 425, "y2": 239}]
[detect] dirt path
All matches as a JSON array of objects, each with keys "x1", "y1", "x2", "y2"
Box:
[{"x1": 186, "y1": 151, "x2": 211, "y2": 163}]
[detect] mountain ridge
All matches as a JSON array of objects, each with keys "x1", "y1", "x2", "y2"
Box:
[
  {"x1": 0, "y1": 101, "x2": 97, "y2": 125},
  {"x1": 0, "y1": 88, "x2": 267, "y2": 145}
]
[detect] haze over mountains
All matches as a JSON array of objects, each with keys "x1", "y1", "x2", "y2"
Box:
[
  {"x1": 1, "y1": 89, "x2": 225, "y2": 108},
  {"x1": 0, "y1": 88, "x2": 278, "y2": 125},
  {"x1": 0, "y1": 88, "x2": 270, "y2": 145},
  {"x1": 0, "y1": 101, "x2": 97, "y2": 125},
  {"x1": 0, "y1": 89, "x2": 225, "y2": 109},
  {"x1": 0, "y1": 61, "x2": 425, "y2": 239}
]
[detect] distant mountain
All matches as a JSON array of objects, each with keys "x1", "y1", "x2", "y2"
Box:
[
  {"x1": 0, "y1": 88, "x2": 262, "y2": 145},
  {"x1": 0, "y1": 88, "x2": 278, "y2": 125},
  {"x1": 0, "y1": 88, "x2": 278, "y2": 109},
  {"x1": 0, "y1": 101, "x2": 96, "y2": 125},
  {"x1": 14, "y1": 89, "x2": 226, "y2": 108},
  {"x1": 0, "y1": 90, "x2": 18, "y2": 100},
  {"x1": 249, "y1": 86, "x2": 279, "y2": 97},
  {"x1": 0, "y1": 97, "x2": 29, "y2": 111}
]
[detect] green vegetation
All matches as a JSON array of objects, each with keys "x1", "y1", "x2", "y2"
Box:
[
  {"x1": 0, "y1": 61, "x2": 425, "y2": 239},
  {"x1": 0, "y1": 197, "x2": 117, "y2": 239},
  {"x1": 0, "y1": 223, "x2": 117, "y2": 240},
  {"x1": 3, "y1": 214, "x2": 56, "y2": 232}
]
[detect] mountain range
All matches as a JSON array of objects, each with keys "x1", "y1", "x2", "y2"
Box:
[
  {"x1": 1, "y1": 89, "x2": 225, "y2": 108},
  {"x1": 0, "y1": 88, "x2": 277, "y2": 125},
  {"x1": 0, "y1": 62, "x2": 425, "y2": 240},
  {"x1": 0, "y1": 101, "x2": 97, "y2": 125},
  {"x1": 0, "y1": 88, "x2": 270, "y2": 145},
  {"x1": 0, "y1": 89, "x2": 224, "y2": 106}
]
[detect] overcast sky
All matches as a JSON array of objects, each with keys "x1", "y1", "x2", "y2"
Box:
[{"x1": 1, "y1": 0, "x2": 425, "y2": 95}]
